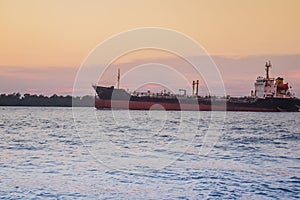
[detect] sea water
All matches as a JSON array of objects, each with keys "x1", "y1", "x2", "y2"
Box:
[{"x1": 0, "y1": 107, "x2": 299, "y2": 199}]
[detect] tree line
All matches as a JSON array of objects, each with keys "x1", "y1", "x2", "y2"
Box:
[{"x1": 0, "y1": 93, "x2": 94, "y2": 107}]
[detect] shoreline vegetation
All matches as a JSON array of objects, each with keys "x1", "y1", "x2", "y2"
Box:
[{"x1": 0, "y1": 93, "x2": 94, "y2": 107}]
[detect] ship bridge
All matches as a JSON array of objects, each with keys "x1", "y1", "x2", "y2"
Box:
[{"x1": 253, "y1": 61, "x2": 294, "y2": 99}]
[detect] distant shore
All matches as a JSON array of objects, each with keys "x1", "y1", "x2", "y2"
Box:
[{"x1": 0, "y1": 93, "x2": 94, "y2": 107}]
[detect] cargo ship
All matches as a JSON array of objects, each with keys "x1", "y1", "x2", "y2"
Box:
[{"x1": 93, "y1": 62, "x2": 300, "y2": 112}]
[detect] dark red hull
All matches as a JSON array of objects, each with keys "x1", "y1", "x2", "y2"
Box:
[
  {"x1": 93, "y1": 86, "x2": 300, "y2": 112},
  {"x1": 95, "y1": 99, "x2": 297, "y2": 112}
]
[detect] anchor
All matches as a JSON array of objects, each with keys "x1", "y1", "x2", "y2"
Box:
[
  {"x1": 296, "y1": 104, "x2": 300, "y2": 112},
  {"x1": 276, "y1": 107, "x2": 284, "y2": 112}
]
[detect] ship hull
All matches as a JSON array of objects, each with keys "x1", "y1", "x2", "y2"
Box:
[{"x1": 93, "y1": 86, "x2": 300, "y2": 112}]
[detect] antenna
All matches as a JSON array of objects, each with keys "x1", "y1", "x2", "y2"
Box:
[
  {"x1": 265, "y1": 60, "x2": 271, "y2": 79},
  {"x1": 117, "y1": 68, "x2": 120, "y2": 89}
]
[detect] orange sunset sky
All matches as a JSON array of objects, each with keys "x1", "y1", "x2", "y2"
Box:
[{"x1": 0, "y1": 0, "x2": 300, "y2": 96}]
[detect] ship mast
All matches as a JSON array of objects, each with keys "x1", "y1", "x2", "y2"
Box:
[
  {"x1": 196, "y1": 80, "x2": 199, "y2": 97},
  {"x1": 265, "y1": 60, "x2": 271, "y2": 79},
  {"x1": 192, "y1": 81, "x2": 195, "y2": 96},
  {"x1": 117, "y1": 68, "x2": 120, "y2": 89}
]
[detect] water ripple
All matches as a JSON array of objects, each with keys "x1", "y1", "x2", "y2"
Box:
[{"x1": 0, "y1": 108, "x2": 299, "y2": 199}]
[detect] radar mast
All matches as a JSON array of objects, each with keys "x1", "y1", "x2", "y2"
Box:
[{"x1": 265, "y1": 61, "x2": 271, "y2": 79}]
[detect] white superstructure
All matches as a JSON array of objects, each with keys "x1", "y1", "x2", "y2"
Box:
[{"x1": 252, "y1": 61, "x2": 294, "y2": 99}]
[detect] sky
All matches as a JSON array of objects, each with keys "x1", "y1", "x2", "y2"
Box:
[{"x1": 0, "y1": 0, "x2": 300, "y2": 96}]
